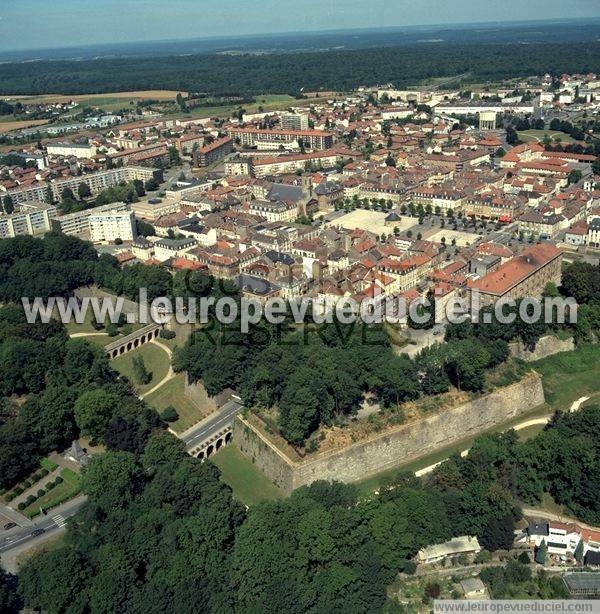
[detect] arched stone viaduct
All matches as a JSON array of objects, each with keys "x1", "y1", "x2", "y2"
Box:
[
  {"x1": 105, "y1": 323, "x2": 164, "y2": 359},
  {"x1": 187, "y1": 428, "x2": 234, "y2": 460}
]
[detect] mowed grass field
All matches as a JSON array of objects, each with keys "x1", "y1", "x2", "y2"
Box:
[
  {"x1": 210, "y1": 445, "x2": 284, "y2": 506},
  {"x1": 145, "y1": 372, "x2": 212, "y2": 433},
  {"x1": 517, "y1": 129, "x2": 580, "y2": 144},
  {"x1": 111, "y1": 342, "x2": 171, "y2": 395},
  {"x1": 530, "y1": 344, "x2": 600, "y2": 410}
]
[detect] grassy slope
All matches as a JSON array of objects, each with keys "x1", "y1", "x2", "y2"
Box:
[
  {"x1": 530, "y1": 344, "x2": 600, "y2": 410},
  {"x1": 145, "y1": 372, "x2": 209, "y2": 432},
  {"x1": 210, "y1": 446, "x2": 284, "y2": 506},
  {"x1": 111, "y1": 342, "x2": 171, "y2": 395}
]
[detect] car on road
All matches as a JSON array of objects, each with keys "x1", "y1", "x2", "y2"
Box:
[
  {"x1": 31, "y1": 528, "x2": 45, "y2": 537},
  {"x1": 3, "y1": 522, "x2": 16, "y2": 530}
]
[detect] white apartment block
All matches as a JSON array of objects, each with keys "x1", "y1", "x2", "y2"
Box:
[
  {"x1": 89, "y1": 210, "x2": 136, "y2": 243},
  {"x1": 52, "y1": 202, "x2": 131, "y2": 239},
  {"x1": 46, "y1": 142, "x2": 97, "y2": 159},
  {"x1": 0, "y1": 202, "x2": 58, "y2": 239},
  {"x1": 5, "y1": 166, "x2": 161, "y2": 206}
]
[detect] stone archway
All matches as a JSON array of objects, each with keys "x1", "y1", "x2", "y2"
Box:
[
  {"x1": 133, "y1": 339, "x2": 139, "y2": 349},
  {"x1": 119, "y1": 346, "x2": 125, "y2": 355},
  {"x1": 206, "y1": 444, "x2": 214, "y2": 457},
  {"x1": 216, "y1": 438, "x2": 223, "y2": 451},
  {"x1": 225, "y1": 432, "x2": 232, "y2": 444},
  {"x1": 198, "y1": 451, "x2": 205, "y2": 460}
]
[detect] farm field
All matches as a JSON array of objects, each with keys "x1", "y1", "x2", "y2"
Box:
[{"x1": 0, "y1": 118, "x2": 49, "y2": 133}]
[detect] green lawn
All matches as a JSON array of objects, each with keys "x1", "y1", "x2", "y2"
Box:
[
  {"x1": 210, "y1": 445, "x2": 284, "y2": 506},
  {"x1": 145, "y1": 372, "x2": 209, "y2": 432},
  {"x1": 531, "y1": 344, "x2": 600, "y2": 410},
  {"x1": 24, "y1": 468, "x2": 82, "y2": 518},
  {"x1": 517, "y1": 129, "x2": 579, "y2": 144},
  {"x1": 112, "y1": 342, "x2": 170, "y2": 395}
]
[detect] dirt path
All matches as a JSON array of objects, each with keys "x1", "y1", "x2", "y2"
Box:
[{"x1": 415, "y1": 396, "x2": 589, "y2": 478}]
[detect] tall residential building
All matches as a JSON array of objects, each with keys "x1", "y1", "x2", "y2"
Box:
[
  {"x1": 52, "y1": 202, "x2": 131, "y2": 239},
  {"x1": 89, "y1": 210, "x2": 136, "y2": 243},
  {"x1": 0, "y1": 201, "x2": 58, "y2": 239},
  {"x1": 5, "y1": 166, "x2": 163, "y2": 206},
  {"x1": 280, "y1": 112, "x2": 310, "y2": 131}
]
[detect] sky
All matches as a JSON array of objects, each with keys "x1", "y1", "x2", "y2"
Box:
[{"x1": 0, "y1": 0, "x2": 599, "y2": 52}]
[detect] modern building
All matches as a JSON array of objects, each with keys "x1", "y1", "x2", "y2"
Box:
[
  {"x1": 52, "y1": 201, "x2": 131, "y2": 238},
  {"x1": 280, "y1": 112, "x2": 310, "y2": 131},
  {"x1": 0, "y1": 201, "x2": 58, "y2": 239},
  {"x1": 46, "y1": 142, "x2": 97, "y2": 159},
  {"x1": 193, "y1": 137, "x2": 234, "y2": 167},
  {"x1": 227, "y1": 127, "x2": 334, "y2": 150},
  {"x1": 89, "y1": 210, "x2": 136, "y2": 243}
]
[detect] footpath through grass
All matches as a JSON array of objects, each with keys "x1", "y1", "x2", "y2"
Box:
[
  {"x1": 112, "y1": 342, "x2": 171, "y2": 395},
  {"x1": 210, "y1": 446, "x2": 283, "y2": 506},
  {"x1": 145, "y1": 372, "x2": 208, "y2": 432},
  {"x1": 531, "y1": 344, "x2": 600, "y2": 410}
]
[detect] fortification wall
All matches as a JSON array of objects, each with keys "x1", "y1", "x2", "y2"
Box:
[
  {"x1": 509, "y1": 335, "x2": 574, "y2": 362},
  {"x1": 234, "y1": 373, "x2": 545, "y2": 494}
]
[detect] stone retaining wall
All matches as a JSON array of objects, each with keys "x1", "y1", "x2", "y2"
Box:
[
  {"x1": 234, "y1": 373, "x2": 545, "y2": 494},
  {"x1": 509, "y1": 335, "x2": 575, "y2": 362}
]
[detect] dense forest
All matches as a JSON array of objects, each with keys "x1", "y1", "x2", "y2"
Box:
[
  {"x1": 174, "y1": 262, "x2": 600, "y2": 446},
  {"x1": 7, "y1": 405, "x2": 600, "y2": 612},
  {"x1": 0, "y1": 233, "x2": 598, "y2": 611},
  {"x1": 0, "y1": 42, "x2": 599, "y2": 95}
]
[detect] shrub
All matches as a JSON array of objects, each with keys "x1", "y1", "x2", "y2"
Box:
[
  {"x1": 13, "y1": 487, "x2": 23, "y2": 496},
  {"x1": 32, "y1": 473, "x2": 42, "y2": 482},
  {"x1": 55, "y1": 476, "x2": 63, "y2": 485},
  {"x1": 37, "y1": 489, "x2": 46, "y2": 497},
  {"x1": 40, "y1": 468, "x2": 49, "y2": 477},
  {"x1": 46, "y1": 481, "x2": 55, "y2": 491},
  {"x1": 23, "y1": 480, "x2": 32, "y2": 489},
  {"x1": 106, "y1": 323, "x2": 119, "y2": 337},
  {"x1": 17, "y1": 502, "x2": 26, "y2": 511},
  {"x1": 4, "y1": 493, "x2": 14, "y2": 502},
  {"x1": 25, "y1": 495, "x2": 36, "y2": 506},
  {"x1": 161, "y1": 406, "x2": 179, "y2": 422},
  {"x1": 159, "y1": 329, "x2": 176, "y2": 340}
]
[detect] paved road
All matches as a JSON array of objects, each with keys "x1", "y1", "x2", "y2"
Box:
[
  {"x1": 182, "y1": 399, "x2": 244, "y2": 451},
  {"x1": 0, "y1": 495, "x2": 86, "y2": 557}
]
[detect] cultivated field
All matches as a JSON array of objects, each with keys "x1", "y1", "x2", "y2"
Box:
[{"x1": 0, "y1": 118, "x2": 49, "y2": 133}]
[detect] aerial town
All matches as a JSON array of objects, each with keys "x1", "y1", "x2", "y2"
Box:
[{"x1": 0, "y1": 12, "x2": 600, "y2": 612}]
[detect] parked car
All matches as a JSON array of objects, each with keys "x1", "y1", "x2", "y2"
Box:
[{"x1": 3, "y1": 522, "x2": 16, "y2": 530}]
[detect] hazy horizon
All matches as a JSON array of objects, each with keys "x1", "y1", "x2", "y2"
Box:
[{"x1": 1, "y1": 0, "x2": 599, "y2": 52}]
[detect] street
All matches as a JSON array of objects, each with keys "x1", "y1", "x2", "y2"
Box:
[
  {"x1": 0, "y1": 495, "x2": 86, "y2": 568},
  {"x1": 182, "y1": 399, "x2": 244, "y2": 451}
]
